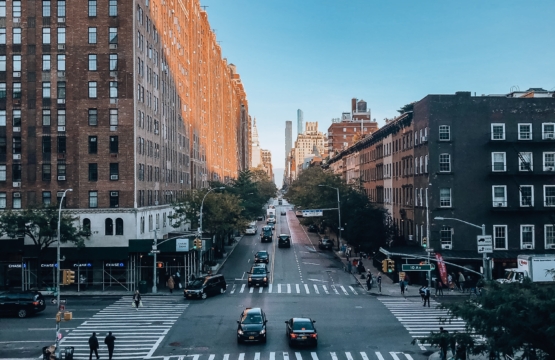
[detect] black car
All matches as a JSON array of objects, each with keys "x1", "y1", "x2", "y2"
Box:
[
  {"x1": 0, "y1": 291, "x2": 46, "y2": 318},
  {"x1": 318, "y1": 238, "x2": 334, "y2": 250},
  {"x1": 278, "y1": 234, "x2": 291, "y2": 248},
  {"x1": 183, "y1": 274, "x2": 226, "y2": 299},
  {"x1": 257, "y1": 216, "x2": 264, "y2": 221},
  {"x1": 254, "y1": 250, "x2": 269, "y2": 263},
  {"x1": 281, "y1": 211, "x2": 286, "y2": 216},
  {"x1": 260, "y1": 226, "x2": 273, "y2": 242},
  {"x1": 285, "y1": 317, "x2": 317, "y2": 347},
  {"x1": 308, "y1": 225, "x2": 318, "y2": 233},
  {"x1": 237, "y1": 307, "x2": 267, "y2": 343},
  {"x1": 248, "y1": 265, "x2": 269, "y2": 287}
]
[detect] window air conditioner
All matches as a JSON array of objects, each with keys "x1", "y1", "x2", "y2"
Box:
[
  {"x1": 58, "y1": 17, "x2": 66, "y2": 23},
  {"x1": 13, "y1": 154, "x2": 21, "y2": 160},
  {"x1": 545, "y1": 133, "x2": 555, "y2": 139},
  {"x1": 57, "y1": 176, "x2": 66, "y2": 181},
  {"x1": 57, "y1": 99, "x2": 66, "y2": 104},
  {"x1": 522, "y1": 244, "x2": 533, "y2": 249},
  {"x1": 110, "y1": 71, "x2": 118, "y2": 77},
  {"x1": 13, "y1": 182, "x2": 21, "y2": 187},
  {"x1": 109, "y1": 44, "x2": 118, "y2": 50},
  {"x1": 442, "y1": 244, "x2": 452, "y2": 250},
  {"x1": 57, "y1": 71, "x2": 65, "y2": 78},
  {"x1": 408, "y1": 235, "x2": 414, "y2": 241},
  {"x1": 549, "y1": 244, "x2": 555, "y2": 249},
  {"x1": 110, "y1": 192, "x2": 119, "y2": 197},
  {"x1": 110, "y1": 175, "x2": 119, "y2": 180},
  {"x1": 57, "y1": 126, "x2": 65, "y2": 132},
  {"x1": 13, "y1": 192, "x2": 21, "y2": 198},
  {"x1": 496, "y1": 202, "x2": 504, "y2": 207},
  {"x1": 13, "y1": 17, "x2": 20, "y2": 23},
  {"x1": 13, "y1": 72, "x2": 21, "y2": 78},
  {"x1": 58, "y1": 44, "x2": 65, "y2": 50},
  {"x1": 13, "y1": 127, "x2": 21, "y2": 133},
  {"x1": 546, "y1": 167, "x2": 555, "y2": 171}
]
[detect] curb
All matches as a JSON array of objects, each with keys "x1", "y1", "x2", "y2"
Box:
[{"x1": 215, "y1": 236, "x2": 243, "y2": 274}]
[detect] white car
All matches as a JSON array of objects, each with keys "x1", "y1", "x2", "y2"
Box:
[{"x1": 245, "y1": 225, "x2": 257, "y2": 235}]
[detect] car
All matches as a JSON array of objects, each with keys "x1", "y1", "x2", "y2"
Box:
[
  {"x1": 248, "y1": 264, "x2": 269, "y2": 287},
  {"x1": 183, "y1": 274, "x2": 226, "y2": 300},
  {"x1": 0, "y1": 291, "x2": 46, "y2": 318},
  {"x1": 308, "y1": 225, "x2": 318, "y2": 233},
  {"x1": 285, "y1": 317, "x2": 317, "y2": 347},
  {"x1": 266, "y1": 216, "x2": 276, "y2": 224},
  {"x1": 245, "y1": 225, "x2": 257, "y2": 235},
  {"x1": 257, "y1": 216, "x2": 264, "y2": 221},
  {"x1": 318, "y1": 238, "x2": 334, "y2": 250},
  {"x1": 281, "y1": 211, "x2": 286, "y2": 216},
  {"x1": 237, "y1": 307, "x2": 267, "y2": 343},
  {"x1": 278, "y1": 234, "x2": 291, "y2": 248},
  {"x1": 254, "y1": 250, "x2": 269, "y2": 263},
  {"x1": 268, "y1": 222, "x2": 275, "y2": 230},
  {"x1": 260, "y1": 226, "x2": 273, "y2": 242}
]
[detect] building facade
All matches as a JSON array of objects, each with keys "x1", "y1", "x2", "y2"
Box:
[
  {"x1": 284, "y1": 120, "x2": 292, "y2": 186},
  {"x1": 297, "y1": 109, "x2": 303, "y2": 136},
  {"x1": 261, "y1": 149, "x2": 273, "y2": 181},
  {"x1": 292, "y1": 122, "x2": 326, "y2": 180}
]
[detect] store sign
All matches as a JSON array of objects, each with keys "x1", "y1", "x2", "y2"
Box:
[
  {"x1": 8, "y1": 264, "x2": 26, "y2": 268},
  {"x1": 41, "y1": 263, "x2": 57, "y2": 268},
  {"x1": 73, "y1": 263, "x2": 92, "y2": 268},
  {"x1": 105, "y1": 262, "x2": 125, "y2": 267},
  {"x1": 176, "y1": 238, "x2": 190, "y2": 252}
]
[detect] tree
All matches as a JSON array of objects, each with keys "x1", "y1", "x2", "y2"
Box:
[
  {"x1": 169, "y1": 190, "x2": 204, "y2": 231},
  {"x1": 397, "y1": 102, "x2": 414, "y2": 114},
  {"x1": 229, "y1": 169, "x2": 274, "y2": 220},
  {"x1": 0, "y1": 206, "x2": 89, "y2": 289},
  {"x1": 202, "y1": 192, "x2": 247, "y2": 249},
  {"x1": 414, "y1": 280, "x2": 555, "y2": 359}
]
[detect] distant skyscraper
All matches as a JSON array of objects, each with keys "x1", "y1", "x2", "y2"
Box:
[
  {"x1": 285, "y1": 121, "x2": 292, "y2": 162},
  {"x1": 297, "y1": 109, "x2": 304, "y2": 136}
]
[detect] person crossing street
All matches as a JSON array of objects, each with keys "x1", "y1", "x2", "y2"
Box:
[
  {"x1": 88, "y1": 332, "x2": 99, "y2": 360},
  {"x1": 104, "y1": 332, "x2": 116, "y2": 360}
]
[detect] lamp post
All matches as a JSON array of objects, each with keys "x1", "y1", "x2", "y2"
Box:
[
  {"x1": 198, "y1": 187, "x2": 225, "y2": 276},
  {"x1": 56, "y1": 188, "x2": 72, "y2": 354},
  {"x1": 434, "y1": 216, "x2": 490, "y2": 280},
  {"x1": 318, "y1": 185, "x2": 341, "y2": 250}
]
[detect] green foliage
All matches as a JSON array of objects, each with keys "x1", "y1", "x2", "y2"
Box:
[
  {"x1": 415, "y1": 280, "x2": 555, "y2": 359},
  {"x1": 202, "y1": 192, "x2": 246, "y2": 237},
  {"x1": 397, "y1": 102, "x2": 414, "y2": 114}
]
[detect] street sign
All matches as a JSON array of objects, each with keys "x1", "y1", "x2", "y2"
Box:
[
  {"x1": 477, "y1": 235, "x2": 492, "y2": 246},
  {"x1": 478, "y1": 245, "x2": 492, "y2": 254},
  {"x1": 150, "y1": 250, "x2": 160, "y2": 254},
  {"x1": 302, "y1": 209, "x2": 323, "y2": 217},
  {"x1": 402, "y1": 264, "x2": 432, "y2": 271},
  {"x1": 425, "y1": 248, "x2": 435, "y2": 252}
]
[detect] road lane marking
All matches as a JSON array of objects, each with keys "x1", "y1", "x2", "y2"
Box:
[
  {"x1": 254, "y1": 353, "x2": 260, "y2": 360},
  {"x1": 313, "y1": 284, "x2": 319, "y2": 294},
  {"x1": 304, "y1": 284, "x2": 310, "y2": 294},
  {"x1": 340, "y1": 285, "x2": 349, "y2": 295},
  {"x1": 269, "y1": 284, "x2": 273, "y2": 293},
  {"x1": 307, "y1": 278, "x2": 328, "y2": 282},
  {"x1": 223, "y1": 354, "x2": 229, "y2": 360},
  {"x1": 302, "y1": 262, "x2": 320, "y2": 265},
  {"x1": 283, "y1": 352, "x2": 289, "y2": 360},
  {"x1": 287, "y1": 284, "x2": 291, "y2": 293},
  {"x1": 208, "y1": 355, "x2": 215, "y2": 360},
  {"x1": 259, "y1": 287, "x2": 263, "y2": 293},
  {"x1": 295, "y1": 352, "x2": 302, "y2": 360},
  {"x1": 311, "y1": 352, "x2": 319, "y2": 360},
  {"x1": 270, "y1": 352, "x2": 275, "y2": 360},
  {"x1": 238, "y1": 354, "x2": 245, "y2": 360},
  {"x1": 346, "y1": 352, "x2": 354, "y2": 360},
  {"x1": 322, "y1": 285, "x2": 329, "y2": 294},
  {"x1": 296, "y1": 284, "x2": 300, "y2": 293},
  {"x1": 230, "y1": 284, "x2": 237, "y2": 294},
  {"x1": 360, "y1": 352, "x2": 370, "y2": 360},
  {"x1": 240, "y1": 284, "x2": 246, "y2": 293},
  {"x1": 249, "y1": 287, "x2": 254, "y2": 293},
  {"x1": 330, "y1": 352, "x2": 338, "y2": 360},
  {"x1": 278, "y1": 284, "x2": 282, "y2": 293},
  {"x1": 376, "y1": 352, "x2": 386, "y2": 360},
  {"x1": 349, "y1": 286, "x2": 358, "y2": 295}
]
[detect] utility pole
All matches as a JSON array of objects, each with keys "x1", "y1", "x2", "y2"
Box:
[{"x1": 152, "y1": 228, "x2": 158, "y2": 293}]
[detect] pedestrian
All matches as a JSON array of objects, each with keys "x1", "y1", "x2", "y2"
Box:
[
  {"x1": 166, "y1": 274, "x2": 175, "y2": 293},
  {"x1": 400, "y1": 279, "x2": 405, "y2": 296},
  {"x1": 423, "y1": 285, "x2": 431, "y2": 307},
  {"x1": 448, "y1": 273, "x2": 454, "y2": 291},
  {"x1": 376, "y1": 272, "x2": 382, "y2": 293},
  {"x1": 439, "y1": 327, "x2": 449, "y2": 360},
  {"x1": 88, "y1": 332, "x2": 99, "y2": 360},
  {"x1": 104, "y1": 331, "x2": 116, "y2": 360},
  {"x1": 404, "y1": 273, "x2": 410, "y2": 292},
  {"x1": 436, "y1": 279, "x2": 444, "y2": 296},
  {"x1": 347, "y1": 261, "x2": 352, "y2": 274},
  {"x1": 132, "y1": 290, "x2": 141, "y2": 310},
  {"x1": 175, "y1": 271, "x2": 182, "y2": 289},
  {"x1": 458, "y1": 272, "x2": 466, "y2": 293},
  {"x1": 419, "y1": 285, "x2": 426, "y2": 302},
  {"x1": 366, "y1": 273, "x2": 373, "y2": 291}
]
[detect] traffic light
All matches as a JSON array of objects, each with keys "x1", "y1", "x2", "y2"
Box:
[
  {"x1": 61, "y1": 269, "x2": 67, "y2": 285},
  {"x1": 387, "y1": 260, "x2": 395, "y2": 273},
  {"x1": 193, "y1": 238, "x2": 201, "y2": 250},
  {"x1": 197, "y1": 239, "x2": 203, "y2": 251},
  {"x1": 382, "y1": 259, "x2": 388, "y2": 273},
  {"x1": 156, "y1": 262, "x2": 164, "y2": 268},
  {"x1": 65, "y1": 270, "x2": 75, "y2": 285},
  {"x1": 422, "y1": 237, "x2": 428, "y2": 248}
]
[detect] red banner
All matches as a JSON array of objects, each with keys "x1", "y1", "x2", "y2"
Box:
[{"x1": 435, "y1": 252, "x2": 448, "y2": 286}]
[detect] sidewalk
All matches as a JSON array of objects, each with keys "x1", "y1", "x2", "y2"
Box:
[{"x1": 428, "y1": 350, "x2": 488, "y2": 360}]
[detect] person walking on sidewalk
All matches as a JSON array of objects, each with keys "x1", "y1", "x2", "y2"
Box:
[
  {"x1": 439, "y1": 327, "x2": 449, "y2": 360},
  {"x1": 366, "y1": 273, "x2": 373, "y2": 291},
  {"x1": 435, "y1": 279, "x2": 444, "y2": 296},
  {"x1": 400, "y1": 279, "x2": 406, "y2": 296},
  {"x1": 132, "y1": 290, "x2": 141, "y2": 310},
  {"x1": 448, "y1": 274, "x2": 454, "y2": 292},
  {"x1": 166, "y1": 274, "x2": 175, "y2": 294},
  {"x1": 423, "y1": 285, "x2": 431, "y2": 307},
  {"x1": 88, "y1": 332, "x2": 100, "y2": 360},
  {"x1": 458, "y1": 272, "x2": 466, "y2": 293},
  {"x1": 104, "y1": 331, "x2": 116, "y2": 360},
  {"x1": 376, "y1": 272, "x2": 382, "y2": 293}
]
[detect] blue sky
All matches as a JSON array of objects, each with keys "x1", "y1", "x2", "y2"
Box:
[{"x1": 204, "y1": 1, "x2": 555, "y2": 186}]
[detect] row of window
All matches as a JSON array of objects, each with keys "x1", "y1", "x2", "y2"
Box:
[
  {"x1": 0, "y1": 27, "x2": 66, "y2": 46},
  {"x1": 0, "y1": 0, "x2": 117, "y2": 19},
  {"x1": 491, "y1": 152, "x2": 555, "y2": 172},
  {"x1": 0, "y1": 54, "x2": 118, "y2": 73},
  {"x1": 491, "y1": 185, "x2": 555, "y2": 207},
  {"x1": 0, "y1": 81, "x2": 118, "y2": 100},
  {"x1": 0, "y1": 109, "x2": 117, "y2": 128},
  {"x1": 84, "y1": 217, "x2": 124, "y2": 237},
  {"x1": 491, "y1": 123, "x2": 555, "y2": 140},
  {"x1": 139, "y1": 212, "x2": 170, "y2": 235}
]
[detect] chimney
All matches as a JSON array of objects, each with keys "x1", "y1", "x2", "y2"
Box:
[{"x1": 352, "y1": 98, "x2": 357, "y2": 112}]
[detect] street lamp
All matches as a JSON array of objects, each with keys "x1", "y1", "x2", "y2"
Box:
[
  {"x1": 318, "y1": 185, "x2": 341, "y2": 251},
  {"x1": 198, "y1": 187, "x2": 225, "y2": 275},
  {"x1": 56, "y1": 188, "x2": 72, "y2": 354},
  {"x1": 434, "y1": 216, "x2": 491, "y2": 280}
]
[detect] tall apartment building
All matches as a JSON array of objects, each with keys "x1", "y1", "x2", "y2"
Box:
[
  {"x1": 284, "y1": 120, "x2": 292, "y2": 185},
  {"x1": 328, "y1": 90, "x2": 555, "y2": 279},
  {"x1": 0, "y1": 0, "x2": 249, "y2": 290},
  {"x1": 251, "y1": 117, "x2": 261, "y2": 168},
  {"x1": 297, "y1": 109, "x2": 303, "y2": 136},
  {"x1": 261, "y1": 149, "x2": 273, "y2": 181},
  {"x1": 292, "y1": 122, "x2": 326, "y2": 180}
]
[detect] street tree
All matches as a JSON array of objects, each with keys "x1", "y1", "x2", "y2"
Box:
[
  {"x1": 0, "y1": 206, "x2": 89, "y2": 289},
  {"x1": 229, "y1": 169, "x2": 274, "y2": 220},
  {"x1": 202, "y1": 192, "x2": 246, "y2": 249},
  {"x1": 169, "y1": 189, "x2": 204, "y2": 231}
]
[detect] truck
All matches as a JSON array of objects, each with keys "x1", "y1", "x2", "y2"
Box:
[
  {"x1": 498, "y1": 254, "x2": 555, "y2": 283},
  {"x1": 266, "y1": 207, "x2": 276, "y2": 217}
]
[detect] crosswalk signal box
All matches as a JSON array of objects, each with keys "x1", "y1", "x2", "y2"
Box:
[
  {"x1": 422, "y1": 237, "x2": 428, "y2": 248},
  {"x1": 381, "y1": 259, "x2": 388, "y2": 273},
  {"x1": 387, "y1": 260, "x2": 395, "y2": 273},
  {"x1": 65, "y1": 270, "x2": 75, "y2": 285}
]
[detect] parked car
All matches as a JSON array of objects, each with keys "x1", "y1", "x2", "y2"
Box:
[
  {"x1": 183, "y1": 274, "x2": 226, "y2": 300},
  {"x1": 0, "y1": 291, "x2": 46, "y2": 318},
  {"x1": 237, "y1": 307, "x2": 267, "y2": 343},
  {"x1": 278, "y1": 234, "x2": 291, "y2": 248},
  {"x1": 285, "y1": 317, "x2": 317, "y2": 347},
  {"x1": 248, "y1": 264, "x2": 269, "y2": 287},
  {"x1": 254, "y1": 250, "x2": 270, "y2": 263},
  {"x1": 245, "y1": 225, "x2": 257, "y2": 235},
  {"x1": 308, "y1": 225, "x2": 318, "y2": 233},
  {"x1": 318, "y1": 238, "x2": 334, "y2": 250},
  {"x1": 257, "y1": 216, "x2": 264, "y2": 221}
]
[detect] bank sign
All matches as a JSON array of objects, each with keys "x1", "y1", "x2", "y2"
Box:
[{"x1": 176, "y1": 238, "x2": 190, "y2": 252}]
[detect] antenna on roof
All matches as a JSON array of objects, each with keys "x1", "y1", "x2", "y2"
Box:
[
  {"x1": 201, "y1": 5, "x2": 208, "y2": 10},
  {"x1": 510, "y1": 85, "x2": 520, "y2": 93}
]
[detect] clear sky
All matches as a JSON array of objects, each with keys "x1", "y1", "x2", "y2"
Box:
[{"x1": 204, "y1": 1, "x2": 555, "y2": 187}]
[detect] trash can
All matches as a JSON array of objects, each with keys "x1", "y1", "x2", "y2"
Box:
[
  {"x1": 64, "y1": 346, "x2": 74, "y2": 360},
  {"x1": 139, "y1": 280, "x2": 148, "y2": 293}
]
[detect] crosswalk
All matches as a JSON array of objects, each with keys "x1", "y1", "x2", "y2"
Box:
[
  {"x1": 148, "y1": 350, "x2": 419, "y2": 360},
  {"x1": 378, "y1": 297, "x2": 467, "y2": 348},
  {"x1": 228, "y1": 283, "x2": 362, "y2": 296},
  {"x1": 57, "y1": 296, "x2": 189, "y2": 360}
]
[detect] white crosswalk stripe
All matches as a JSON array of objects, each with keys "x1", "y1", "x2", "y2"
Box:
[
  {"x1": 378, "y1": 297, "x2": 467, "y2": 347},
  {"x1": 148, "y1": 351, "x2": 418, "y2": 360},
  {"x1": 57, "y1": 296, "x2": 188, "y2": 360},
  {"x1": 227, "y1": 283, "x2": 361, "y2": 296}
]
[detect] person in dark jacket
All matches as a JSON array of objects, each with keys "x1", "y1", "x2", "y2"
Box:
[
  {"x1": 133, "y1": 290, "x2": 141, "y2": 310},
  {"x1": 104, "y1": 332, "x2": 116, "y2": 360},
  {"x1": 88, "y1": 332, "x2": 99, "y2": 360}
]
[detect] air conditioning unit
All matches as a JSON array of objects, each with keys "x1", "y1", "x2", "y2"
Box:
[
  {"x1": 57, "y1": 99, "x2": 66, "y2": 104},
  {"x1": 110, "y1": 175, "x2": 119, "y2": 180},
  {"x1": 110, "y1": 98, "x2": 117, "y2": 104},
  {"x1": 110, "y1": 71, "x2": 118, "y2": 77},
  {"x1": 109, "y1": 44, "x2": 118, "y2": 49},
  {"x1": 421, "y1": 136, "x2": 428, "y2": 142},
  {"x1": 546, "y1": 167, "x2": 555, "y2": 171},
  {"x1": 522, "y1": 244, "x2": 533, "y2": 249},
  {"x1": 408, "y1": 235, "x2": 414, "y2": 241},
  {"x1": 58, "y1": 176, "x2": 66, "y2": 181},
  {"x1": 110, "y1": 192, "x2": 119, "y2": 197},
  {"x1": 548, "y1": 244, "x2": 555, "y2": 249},
  {"x1": 442, "y1": 244, "x2": 452, "y2": 250},
  {"x1": 13, "y1": 192, "x2": 21, "y2": 198},
  {"x1": 12, "y1": 182, "x2": 21, "y2": 187},
  {"x1": 57, "y1": 71, "x2": 65, "y2": 78},
  {"x1": 13, "y1": 127, "x2": 21, "y2": 133},
  {"x1": 545, "y1": 133, "x2": 555, "y2": 139},
  {"x1": 57, "y1": 126, "x2": 65, "y2": 132},
  {"x1": 154, "y1": 201, "x2": 159, "y2": 205},
  {"x1": 110, "y1": 126, "x2": 117, "y2": 131},
  {"x1": 13, "y1": 72, "x2": 21, "y2": 78},
  {"x1": 58, "y1": 44, "x2": 65, "y2": 50},
  {"x1": 57, "y1": 17, "x2": 65, "y2": 23},
  {"x1": 180, "y1": 179, "x2": 184, "y2": 184},
  {"x1": 13, "y1": 17, "x2": 20, "y2": 23},
  {"x1": 154, "y1": 130, "x2": 159, "y2": 134},
  {"x1": 13, "y1": 154, "x2": 21, "y2": 160},
  {"x1": 496, "y1": 202, "x2": 504, "y2": 207}
]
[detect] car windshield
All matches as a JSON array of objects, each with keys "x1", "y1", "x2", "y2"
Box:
[
  {"x1": 279, "y1": 236, "x2": 289, "y2": 240},
  {"x1": 292, "y1": 321, "x2": 314, "y2": 331},
  {"x1": 256, "y1": 252, "x2": 267, "y2": 258},
  {"x1": 252, "y1": 268, "x2": 266, "y2": 274},
  {"x1": 263, "y1": 228, "x2": 272, "y2": 236},
  {"x1": 242, "y1": 313, "x2": 263, "y2": 324},
  {"x1": 188, "y1": 279, "x2": 204, "y2": 289}
]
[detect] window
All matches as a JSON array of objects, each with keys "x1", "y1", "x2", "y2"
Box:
[
  {"x1": 12, "y1": 164, "x2": 22, "y2": 181},
  {"x1": 13, "y1": 28, "x2": 22, "y2": 44},
  {"x1": 57, "y1": 109, "x2": 65, "y2": 127},
  {"x1": 0, "y1": 164, "x2": 5, "y2": 181},
  {"x1": 109, "y1": 0, "x2": 117, "y2": 16},
  {"x1": 439, "y1": 154, "x2": 451, "y2": 172},
  {"x1": 109, "y1": 54, "x2": 118, "y2": 71},
  {"x1": 13, "y1": 193, "x2": 21, "y2": 209},
  {"x1": 0, "y1": 1, "x2": 4, "y2": 17},
  {"x1": 0, "y1": 83, "x2": 5, "y2": 99},
  {"x1": 491, "y1": 123, "x2": 505, "y2": 140},
  {"x1": 13, "y1": 110, "x2": 21, "y2": 127},
  {"x1": 0, "y1": 192, "x2": 5, "y2": 208},
  {"x1": 140, "y1": 216, "x2": 145, "y2": 233},
  {"x1": 110, "y1": 192, "x2": 119, "y2": 208},
  {"x1": 13, "y1": 137, "x2": 21, "y2": 154},
  {"x1": 493, "y1": 225, "x2": 507, "y2": 250},
  {"x1": 520, "y1": 225, "x2": 534, "y2": 249},
  {"x1": 41, "y1": 82, "x2": 50, "y2": 99},
  {"x1": 0, "y1": 56, "x2": 5, "y2": 71},
  {"x1": 491, "y1": 152, "x2": 506, "y2": 172},
  {"x1": 109, "y1": 136, "x2": 118, "y2": 153},
  {"x1": 57, "y1": 0, "x2": 66, "y2": 17},
  {"x1": 109, "y1": 109, "x2": 118, "y2": 128},
  {"x1": 109, "y1": 81, "x2": 118, "y2": 98},
  {"x1": 13, "y1": 55, "x2": 21, "y2": 72},
  {"x1": 109, "y1": 163, "x2": 118, "y2": 180},
  {"x1": 439, "y1": 188, "x2": 451, "y2": 207},
  {"x1": 88, "y1": 0, "x2": 97, "y2": 16},
  {"x1": 83, "y1": 218, "x2": 91, "y2": 234},
  {"x1": 519, "y1": 152, "x2": 533, "y2": 171},
  {"x1": 57, "y1": 81, "x2": 66, "y2": 99},
  {"x1": 544, "y1": 186, "x2": 555, "y2": 207},
  {"x1": 414, "y1": 158, "x2": 418, "y2": 174},
  {"x1": 109, "y1": 28, "x2": 118, "y2": 44},
  {"x1": 42, "y1": 191, "x2": 51, "y2": 205},
  {"x1": 520, "y1": 185, "x2": 533, "y2": 207},
  {"x1": 518, "y1": 123, "x2": 532, "y2": 140},
  {"x1": 57, "y1": 28, "x2": 65, "y2": 44},
  {"x1": 42, "y1": 28, "x2": 51, "y2": 44},
  {"x1": 440, "y1": 226, "x2": 452, "y2": 246},
  {"x1": 88, "y1": 28, "x2": 97, "y2": 44},
  {"x1": 0, "y1": 110, "x2": 5, "y2": 125},
  {"x1": 13, "y1": 83, "x2": 21, "y2": 98},
  {"x1": 0, "y1": 137, "x2": 5, "y2": 154},
  {"x1": 439, "y1": 125, "x2": 450, "y2": 141},
  {"x1": 13, "y1": 1, "x2": 22, "y2": 17},
  {"x1": 88, "y1": 54, "x2": 97, "y2": 71},
  {"x1": 42, "y1": 136, "x2": 51, "y2": 153},
  {"x1": 105, "y1": 218, "x2": 113, "y2": 235},
  {"x1": 419, "y1": 156, "x2": 423, "y2": 173},
  {"x1": 42, "y1": 55, "x2": 51, "y2": 71},
  {"x1": 546, "y1": 225, "x2": 555, "y2": 248},
  {"x1": 88, "y1": 136, "x2": 97, "y2": 154},
  {"x1": 57, "y1": 164, "x2": 66, "y2": 177},
  {"x1": 115, "y1": 218, "x2": 123, "y2": 235},
  {"x1": 543, "y1": 152, "x2": 555, "y2": 171},
  {"x1": 88, "y1": 163, "x2": 97, "y2": 181},
  {"x1": 43, "y1": 0, "x2": 51, "y2": 16},
  {"x1": 88, "y1": 82, "x2": 97, "y2": 98},
  {"x1": 542, "y1": 123, "x2": 555, "y2": 139},
  {"x1": 492, "y1": 185, "x2": 507, "y2": 207},
  {"x1": 89, "y1": 191, "x2": 98, "y2": 208},
  {"x1": 42, "y1": 164, "x2": 51, "y2": 181},
  {"x1": 57, "y1": 136, "x2": 66, "y2": 153},
  {"x1": 0, "y1": 29, "x2": 5, "y2": 45},
  {"x1": 42, "y1": 110, "x2": 51, "y2": 126}
]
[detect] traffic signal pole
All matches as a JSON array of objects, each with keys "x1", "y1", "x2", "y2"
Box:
[{"x1": 152, "y1": 228, "x2": 158, "y2": 294}]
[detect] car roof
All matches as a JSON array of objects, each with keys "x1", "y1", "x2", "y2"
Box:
[
  {"x1": 256, "y1": 250, "x2": 268, "y2": 254},
  {"x1": 244, "y1": 307, "x2": 262, "y2": 314},
  {"x1": 279, "y1": 234, "x2": 289, "y2": 237},
  {"x1": 292, "y1": 317, "x2": 313, "y2": 322}
]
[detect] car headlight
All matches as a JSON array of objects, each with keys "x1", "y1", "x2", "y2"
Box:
[
  {"x1": 260, "y1": 329, "x2": 266, "y2": 335},
  {"x1": 237, "y1": 329, "x2": 244, "y2": 335},
  {"x1": 248, "y1": 277, "x2": 252, "y2": 281},
  {"x1": 263, "y1": 277, "x2": 267, "y2": 281}
]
